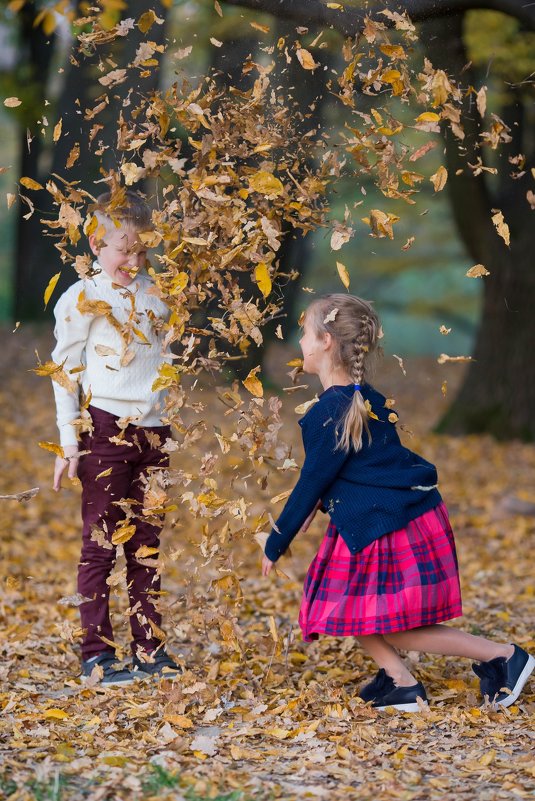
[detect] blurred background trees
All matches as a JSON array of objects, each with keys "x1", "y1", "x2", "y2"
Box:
[{"x1": 0, "y1": 0, "x2": 534, "y2": 438}]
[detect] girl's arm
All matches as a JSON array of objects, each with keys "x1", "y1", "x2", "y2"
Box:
[{"x1": 264, "y1": 402, "x2": 351, "y2": 562}]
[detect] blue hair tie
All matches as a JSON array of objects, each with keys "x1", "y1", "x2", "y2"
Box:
[{"x1": 354, "y1": 384, "x2": 361, "y2": 392}]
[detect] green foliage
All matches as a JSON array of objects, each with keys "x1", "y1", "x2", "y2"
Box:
[
  {"x1": 141, "y1": 764, "x2": 182, "y2": 794},
  {"x1": 464, "y1": 10, "x2": 535, "y2": 87}
]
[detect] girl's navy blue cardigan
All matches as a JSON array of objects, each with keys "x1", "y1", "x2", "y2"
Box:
[{"x1": 264, "y1": 383, "x2": 442, "y2": 563}]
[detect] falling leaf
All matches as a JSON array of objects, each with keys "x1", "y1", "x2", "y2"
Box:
[
  {"x1": 270, "y1": 490, "x2": 291, "y2": 504},
  {"x1": 210, "y1": 37, "x2": 223, "y2": 47},
  {"x1": 296, "y1": 48, "x2": 319, "y2": 71},
  {"x1": 437, "y1": 353, "x2": 473, "y2": 364},
  {"x1": 254, "y1": 262, "x2": 272, "y2": 298},
  {"x1": 441, "y1": 380, "x2": 448, "y2": 396},
  {"x1": 295, "y1": 396, "x2": 319, "y2": 414},
  {"x1": 250, "y1": 21, "x2": 270, "y2": 33},
  {"x1": 466, "y1": 264, "x2": 490, "y2": 278},
  {"x1": 242, "y1": 368, "x2": 264, "y2": 398},
  {"x1": 6, "y1": 193, "x2": 16, "y2": 209},
  {"x1": 20, "y1": 177, "x2": 44, "y2": 191},
  {"x1": 4, "y1": 97, "x2": 22, "y2": 108},
  {"x1": 476, "y1": 85, "x2": 487, "y2": 117},
  {"x1": 43, "y1": 272, "x2": 61, "y2": 309},
  {"x1": 53, "y1": 118, "x2": 62, "y2": 142},
  {"x1": 248, "y1": 171, "x2": 284, "y2": 197},
  {"x1": 439, "y1": 325, "x2": 452, "y2": 335},
  {"x1": 336, "y1": 262, "x2": 350, "y2": 290},
  {"x1": 38, "y1": 441, "x2": 64, "y2": 458},
  {"x1": 214, "y1": 0, "x2": 223, "y2": 15},
  {"x1": 393, "y1": 354, "x2": 407, "y2": 375},
  {"x1": 491, "y1": 210, "x2": 510, "y2": 247},
  {"x1": 111, "y1": 523, "x2": 136, "y2": 545},
  {"x1": 323, "y1": 308, "x2": 339, "y2": 324},
  {"x1": 416, "y1": 112, "x2": 440, "y2": 123},
  {"x1": 430, "y1": 165, "x2": 448, "y2": 192}
]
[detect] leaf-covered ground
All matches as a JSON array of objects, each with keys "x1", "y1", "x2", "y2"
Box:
[{"x1": 1, "y1": 329, "x2": 534, "y2": 801}]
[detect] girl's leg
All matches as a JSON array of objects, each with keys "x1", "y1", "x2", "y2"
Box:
[
  {"x1": 384, "y1": 625, "x2": 514, "y2": 662},
  {"x1": 358, "y1": 634, "x2": 418, "y2": 687}
]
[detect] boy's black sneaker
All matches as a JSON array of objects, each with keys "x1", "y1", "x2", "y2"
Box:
[
  {"x1": 81, "y1": 652, "x2": 138, "y2": 687},
  {"x1": 359, "y1": 668, "x2": 390, "y2": 702},
  {"x1": 132, "y1": 648, "x2": 182, "y2": 680},
  {"x1": 472, "y1": 644, "x2": 535, "y2": 707}
]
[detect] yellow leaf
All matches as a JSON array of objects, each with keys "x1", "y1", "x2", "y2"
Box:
[
  {"x1": 20, "y1": 177, "x2": 44, "y2": 191},
  {"x1": 479, "y1": 749, "x2": 496, "y2": 766},
  {"x1": 296, "y1": 48, "x2": 319, "y2": 71},
  {"x1": 466, "y1": 264, "x2": 490, "y2": 278},
  {"x1": 416, "y1": 112, "x2": 440, "y2": 123},
  {"x1": 364, "y1": 399, "x2": 379, "y2": 420},
  {"x1": 76, "y1": 291, "x2": 112, "y2": 317},
  {"x1": 43, "y1": 272, "x2": 61, "y2": 309},
  {"x1": 38, "y1": 441, "x2": 64, "y2": 458},
  {"x1": 43, "y1": 708, "x2": 70, "y2": 720},
  {"x1": 254, "y1": 262, "x2": 272, "y2": 298},
  {"x1": 430, "y1": 165, "x2": 448, "y2": 192},
  {"x1": 53, "y1": 118, "x2": 62, "y2": 142},
  {"x1": 381, "y1": 69, "x2": 401, "y2": 83},
  {"x1": 111, "y1": 523, "x2": 136, "y2": 545},
  {"x1": 336, "y1": 261, "x2": 350, "y2": 290},
  {"x1": 491, "y1": 210, "x2": 510, "y2": 247},
  {"x1": 164, "y1": 714, "x2": 193, "y2": 728},
  {"x1": 380, "y1": 44, "x2": 406, "y2": 59},
  {"x1": 267, "y1": 727, "x2": 291, "y2": 739},
  {"x1": 250, "y1": 21, "x2": 270, "y2": 33},
  {"x1": 327, "y1": 2, "x2": 344, "y2": 7},
  {"x1": 101, "y1": 756, "x2": 128, "y2": 767},
  {"x1": 248, "y1": 171, "x2": 284, "y2": 197},
  {"x1": 137, "y1": 10, "x2": 157, "y2": 33},
  {"x1": 135, "y1": 545, "x2": 159, "y2": 558},
  {"x1": 286, "y1": 358, "x2": 303, "y2": 368},
  {"x1": 242, "y1": 368, "x2": 263, "y2": 398},
  {"x1": 295, "y1": 396, "x2": 319, "y2": 415},
  {"x1": 95, "y1": 467, "x2": 113, "y2": 480},
  {"x1": 271, "y1": 490, "x2": 291, "y2": 504}
]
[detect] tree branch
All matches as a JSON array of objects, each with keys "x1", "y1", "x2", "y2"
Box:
[{"x1": 222, "y1": 0, "x2": 535, "y2": 33}]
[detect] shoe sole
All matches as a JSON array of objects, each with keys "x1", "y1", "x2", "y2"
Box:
[
  {"x1": 496, "y1": 653, "x2": 535, "y2": 707},
  {"x1": 134, "y1": 669, "x2": 182, "y2": 681},
  {"x1": 80, "y1": 674, "x2": 144, "y2": 687},
  {"x1": 375, "y1": 701, "x2": 428, "y2": 712}
]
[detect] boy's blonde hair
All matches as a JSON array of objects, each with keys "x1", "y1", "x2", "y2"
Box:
[
  {"x1": 305, "y1": 293, "x2": 382, "y2": 453},
  {"x1": 91, "y1": 190, "x2": 152, "y2": 233}
]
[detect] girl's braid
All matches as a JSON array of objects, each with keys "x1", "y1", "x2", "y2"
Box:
[{"x1": 350, "y1": 315, "x2": 373, "y2": 384}]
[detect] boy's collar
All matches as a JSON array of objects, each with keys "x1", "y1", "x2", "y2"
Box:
[{"x1": 91, "y1": 260, "x2": 141, "y2": 287}]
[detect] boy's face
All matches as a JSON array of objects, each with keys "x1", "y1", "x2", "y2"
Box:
[{"x1": 89, "y1": 224, "x2": 147, "y2": 287}]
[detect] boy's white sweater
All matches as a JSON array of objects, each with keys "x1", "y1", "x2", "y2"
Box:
[{"x1": 51, "y1": 264, "x2": 171, "y2": 448}]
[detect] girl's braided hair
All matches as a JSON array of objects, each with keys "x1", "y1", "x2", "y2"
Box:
[{"x1": 305, "y1": 294, "x2": 382, "y2": 452}]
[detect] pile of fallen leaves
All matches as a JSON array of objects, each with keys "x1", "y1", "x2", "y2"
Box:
[{"x1": 1, "y1": 329, "x2": 534, "y2": 800}]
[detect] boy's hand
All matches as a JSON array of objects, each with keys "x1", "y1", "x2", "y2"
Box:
[
  {"x1": 262, "y1": 555, "x2": 275, "y2": 576},
  {"x1": 53, "y1": 445, "x2": 80, "y2": 492},
  {"x1": 301, "y1": 500, "x2": 322, "y2": 533}
]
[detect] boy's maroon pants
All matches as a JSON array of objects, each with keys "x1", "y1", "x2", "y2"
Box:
[{"x1": 77, "y1": 405, "x2": 170, "y2": 660}]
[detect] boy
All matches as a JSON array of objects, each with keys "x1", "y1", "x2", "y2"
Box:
[{"x1": 51, "y1": 190, "x2": 180, "y2": 686}]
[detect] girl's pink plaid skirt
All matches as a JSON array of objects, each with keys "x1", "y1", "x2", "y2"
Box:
[{"x1": 299, "y1": 502, "x2": 463, "y2": 641}]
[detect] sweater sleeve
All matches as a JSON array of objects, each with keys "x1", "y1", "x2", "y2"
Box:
[
  {"x1": 264, "y1": 399, "x2": 351, "y2": 562},
  {"x1": 51, "y1": 286, "x2": 90, "y2": 448}
]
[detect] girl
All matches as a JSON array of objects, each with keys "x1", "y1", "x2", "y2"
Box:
[{"x1": 262, "y1": 294, "x2": 534, "y2": 711}]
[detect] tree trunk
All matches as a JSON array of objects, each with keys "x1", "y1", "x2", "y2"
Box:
[{"x1": 423, "y1": 15, "x2": 535, "y2": 439}]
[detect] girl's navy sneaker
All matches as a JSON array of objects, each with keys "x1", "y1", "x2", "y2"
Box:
[
  {"x1": 81, "y1": 652, "x2": 138, "y2": 687},
  {"x1": 359, "y1": 668, "x2": 389, "y2": 702},
  {"x1": 359, "y1": 669, "x2": 428, "y2": 712},
  {"x1": 472, "y1": 644, "x2": 535, "y2": 707}
]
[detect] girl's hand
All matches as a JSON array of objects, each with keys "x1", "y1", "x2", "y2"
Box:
[
  {"x1": 53, "y1": 445, "x2": 80, "y2": 492},
  {"x1": 262, "y1": 555, "x2": 275, "y2": 576},
  {"x1": 301, "y1": 500, "x2": 322, "y2": 533}
]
